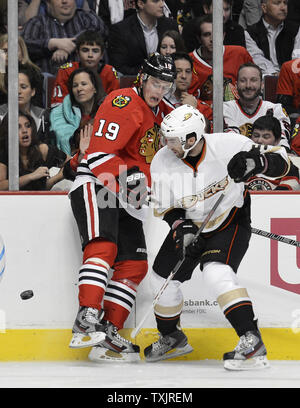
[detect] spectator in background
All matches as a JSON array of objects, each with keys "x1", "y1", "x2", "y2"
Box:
[
  {"x1": 276, "y1": 58, "x2": 300, "y2": 122},
  {"x1": 50, "y1": 67, "x2": 106, "y2": 155},
  {"x1": 245, "y1": 0, "x2": 300, "y2": 76},
  {"x1": 107, "y1": 0, "x2": 178, "y2": 76},
  {"x1": 202, "y1": 0, "x2": 246, "y2": 47},
  {"x1": 0, "y1": 111, "x2": 70, "y2": 191},
  {"x1": 188, "y1": 15, "x2": 253, "y2": 106},
  {"x1": 22, "y1": 0, "x2": 108, "y2": 75},
  {"x1": 0, "y1": 34, "x2": 44, "y2": 107},
  {"x1": 246, "y1": 115, "x2": 300, "y2": 191},
  {"x1": 162, "y1": 52, "x2": 212, "y2": 121},
  {"x1": 92, "y1": 0, "x2": 137, "y2": 27},
  {"x1": 223, "y1": 62, "x2": 291, "y2": 150},
  {"x1": 51, "y1": 30, "x2": 119, "y2": 108},
  {"x1": 18, "y1": 0, "x2": 91, "y2": 26},
  {"x1": 0, "y1": 64, "x2": 54, "y2": 145},
  {"x1": 157, "y1": 29, "x2": 186, "y2": 56},
  {"x1": 239, "y1": 0, "x2": 262, "y2": 29}
]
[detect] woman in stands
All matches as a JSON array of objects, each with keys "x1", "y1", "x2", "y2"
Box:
[
  {"x1": 158, "y1": 30, "x2": 187, "y2": 57},
  {"x1": 0, "y1": 111, "x2": 70, "y2": 191},
  {"x1": 0, "y1": 63, "x2": 52, "y2": 144},
  {"x1": 50, "y1": 67, "x2": 106, "y2": 155},
  {"x1": 0, "y1": 34, "x2": 44, "y2": 106}
]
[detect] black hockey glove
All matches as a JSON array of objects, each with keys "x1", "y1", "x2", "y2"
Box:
[
  {"x1": 185, "y1": 235, "x2": 206, "y2": 260},
  {"x1": 172, "y1": 219, "x2": 199, "y2": 259},
  {"x1": 118, "y1": 166, "x2": 148, "y2": 209},
  {"x1": 227, "y1": 146, "x2": 267, "y2": 183}
]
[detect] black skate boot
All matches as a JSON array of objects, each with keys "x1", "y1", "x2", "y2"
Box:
[
  {"x1": 88, "y1": 322, "x2": 140, "y2": 362},
  {"x1": 69, "y1": 306, "x2": 106, "y2": 348},
  {"x1": 223, "y1": 330, "x2": 269, "y2": 370},
  {"x1": 144, "y1": 329, "x2": 193, "y2": 362}
]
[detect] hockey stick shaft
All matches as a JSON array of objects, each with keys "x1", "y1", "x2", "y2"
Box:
[
  {"x1": 131, "y1": 191, "x2": 226, "y2": 339},
  {"x1": 251, "y1": 227, "x2": 300, "y2": 247}
]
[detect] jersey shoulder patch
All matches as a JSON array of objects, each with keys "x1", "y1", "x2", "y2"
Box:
[{"x1": 112, "y1": 95, "x2": 131, "y2": 109}]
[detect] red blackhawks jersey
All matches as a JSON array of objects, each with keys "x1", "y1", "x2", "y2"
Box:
[
  {"x1": 70, "y1": 87, "x2": 166, "y2": 220},
  {"x1": 51, "y1": 61, "x2": 120, "y2": 107},
  {"x1": 188, "y1": 46, "x2": 253, "y2": 105},
  {"x1": 161, "y1": 94, "x2": 213, "y2": 121},
  {"x1": 277, "y1": 58, "x2": 300, "y2": 111}
]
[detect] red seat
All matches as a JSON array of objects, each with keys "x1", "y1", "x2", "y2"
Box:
[{"x1": 263, "y1": 75, "x2": 279, "y2": 103}]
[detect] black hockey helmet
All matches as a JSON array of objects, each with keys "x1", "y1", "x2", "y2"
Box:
[{"x1": 141, "y1": 52, "x2": 177, "y2": 83}]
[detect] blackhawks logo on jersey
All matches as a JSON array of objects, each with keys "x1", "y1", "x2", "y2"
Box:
[
  {"x1": 139, "y1": 123, "x2": 160, "y2": 164},
  {"x1": 112, "y1": 95, "x2": 131, "y2": 109},
  {"x1": 239, "y1": 123, "x2": 253, "y2": 138}
]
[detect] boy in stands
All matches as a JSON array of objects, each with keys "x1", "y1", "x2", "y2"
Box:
[{"x1": 51, "y1": 30, "x2": 119, "y2": 107}]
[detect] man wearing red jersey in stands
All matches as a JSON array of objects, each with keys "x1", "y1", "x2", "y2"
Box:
[
  {"x1": 68, "y1": 53, "x2": 176, "y2": 362},
  {"x1": 276, "y1": 58, "x2": 300, "y2": 121},
  {"x1": 188, "y1": 14, "x2": 253, "y2": 106},
  {"x1": 51, "y1": 30, "x2": 119, "y2": 107}
]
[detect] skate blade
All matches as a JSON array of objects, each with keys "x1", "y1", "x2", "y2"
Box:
[
  {"x1": 88, "y1": 346, "x2": 140, "y2": 362},
  {"x1": 145, "y1": 344, "x2": 193, "y2": 363},
  {"x1": 69, "y1": 332, "x2": 106, "y2": 349},
  {"x1": 224, "y1": 355, "x2": 270, "y2": 371}
]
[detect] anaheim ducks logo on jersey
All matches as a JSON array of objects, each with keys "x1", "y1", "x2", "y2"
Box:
[
  {"x1": 239, "y1": 123, "x2": 253, "y2": 138},
  {"x1": 112, "y1": 95, "x2": 131, "y2": 109},
  {"x1": 177, "y1": 176, "x2": 229, "y2": 209},
  {"x1": 139, "y1": 123, "x2": 160, "y2": 164}
]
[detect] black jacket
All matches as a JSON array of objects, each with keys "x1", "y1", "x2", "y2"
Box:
[
  {"x1": 247, "y1": 18, "x2": 299, "y2": 68},
  {"x1": 108, "y1": 13, "x2": 178, "y2": 76}
]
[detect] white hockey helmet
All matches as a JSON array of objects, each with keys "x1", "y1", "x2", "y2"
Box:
[{"x1": 160, "y1": 104, "x2": 206, "y2": 158}]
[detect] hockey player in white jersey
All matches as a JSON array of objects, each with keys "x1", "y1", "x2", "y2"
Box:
[
  {"x1": 223, "y1": 62, "x2": 291, "y2": 150},
  {"x1": 144, "y1": 104, "x2": 290, "y2": 370}
]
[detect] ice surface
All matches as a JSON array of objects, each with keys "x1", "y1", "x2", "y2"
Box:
[{"x1": 0, "y1": 360, "x2": 299, "y2": 389}]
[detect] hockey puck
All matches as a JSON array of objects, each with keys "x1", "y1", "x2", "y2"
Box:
[{"x1": 20, "y1": 290, "x2": 34, "y2": 300}]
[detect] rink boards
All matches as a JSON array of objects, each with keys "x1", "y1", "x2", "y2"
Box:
[{"x1": 0, "y1": 191, "x2": 299, "y2": 361}]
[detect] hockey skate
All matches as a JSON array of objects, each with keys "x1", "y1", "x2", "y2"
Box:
[
  {"x1": 69, "y1": 306, "x2": 106, "y2": 348},
  {"x1": 88, "y1": 322, "x2": 140, "y2": 362},
  {"x1": 144, "y1": 330, "x2": 193, "y2": 362},
  {"x1": 223, "y1": 330, "x2": 270, "y2": 371}
]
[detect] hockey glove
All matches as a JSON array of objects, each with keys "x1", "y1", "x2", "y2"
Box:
[
  {"x1": 185, "y1": 235, "x2": 206, "y2": 259},
  {"x1": 227, "y1": 146, "x2": 267, "y2": 183},
  {"x1": 172, "y1": 219, "x2": 199, "y2": 259},
  {"x1": 118, "y1": 166, "x2": 148, "y2": 209}
]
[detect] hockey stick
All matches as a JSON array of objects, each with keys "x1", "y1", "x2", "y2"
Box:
[
  {"x1": 131, "y1": 191, "x2": 226, "y2": 339},
  {"x1": 251, "y1": 228, "x2": 300, "y2": 247}
]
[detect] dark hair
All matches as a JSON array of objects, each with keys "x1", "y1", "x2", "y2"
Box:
[
  {"x1": 237, "y1": 62, "x2": 263, "y2": 81},
  {"x1": 196, "y1": 14, "x2": 213, "y2": 37},
  {"x1": 67, "y1": 67, "x2": 106, "y2": 116},
  {"x1": 252, "y1": 115, "x2": 282, "y2": 142},
  {"x1": 0, "y1": 111, "x2": 43, "y2": 172},
  {"x1": 75, "y1": 30, "x2": 105, "y2": 52},
  {"x1": 158, "y1": 30, "x2": 187, "y2": 54},
  {"x1": 135, "y1": 0, "x2": 146, "y2": 10},
  {"x1": 4, "y1": 62, "x2": 39, "y2": 94},
  {"x1": 172, "y1": 52, "x2": 193, "y2": 69}
]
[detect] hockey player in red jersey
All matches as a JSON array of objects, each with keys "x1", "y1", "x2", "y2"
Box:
[
  {"x1": 68, "y1": 53, "x2": 177, "y2": 362},
  {"x1": 51, "y1": 30, "x2": 119, "y2": 108}
]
